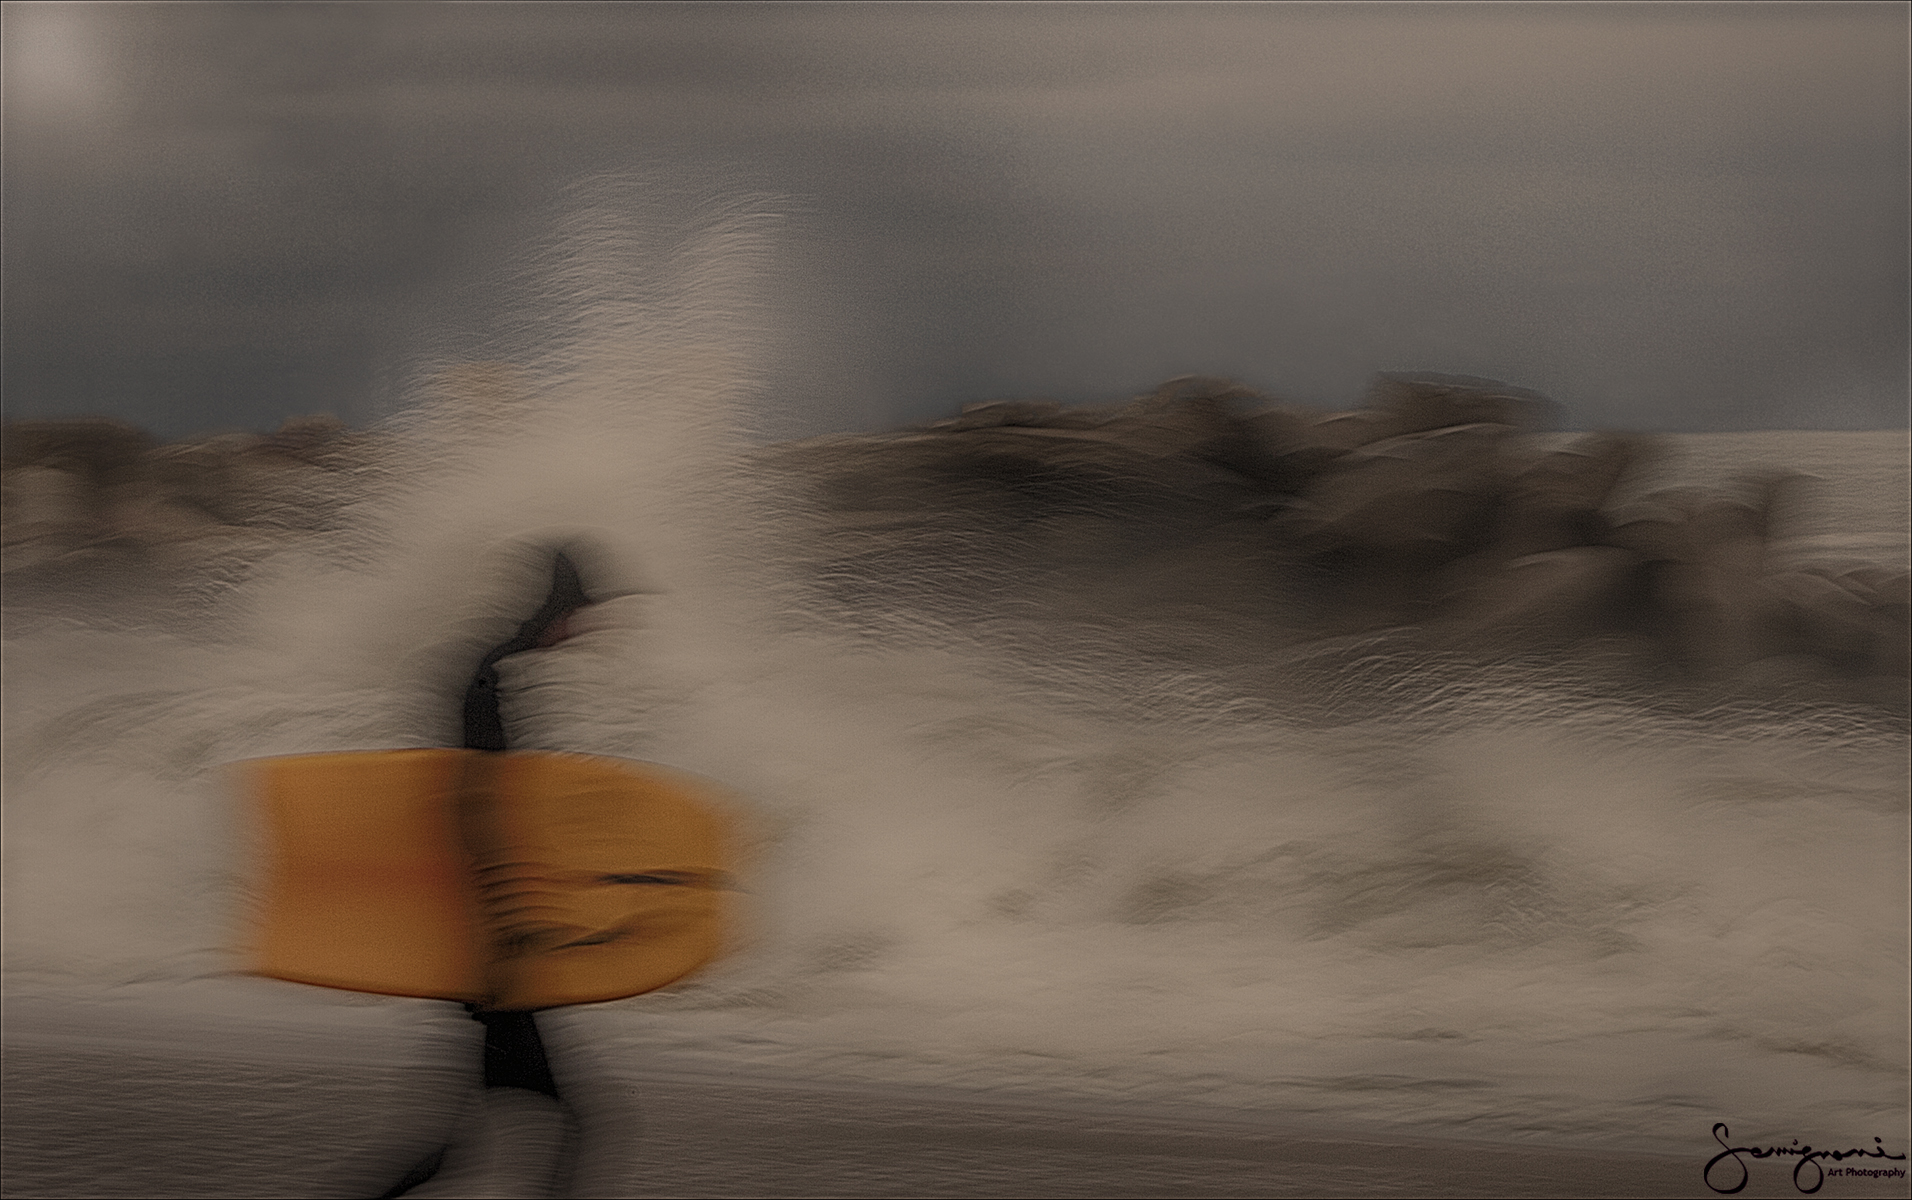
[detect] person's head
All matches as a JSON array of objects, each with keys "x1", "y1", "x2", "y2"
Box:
[{"x1": 518, "y1": 552, "x2": 591, "y2": 648}]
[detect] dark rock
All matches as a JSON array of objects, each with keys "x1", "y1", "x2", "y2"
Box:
[
  {"x1": 1631, "y1": 486, "x2": 1790, "y2": 677},
  {"x1": 1853, "y1": 569, "x2": 1909, "y2": 678},
  {"x1": 259, "y1": 413, "x2": 352, "y2": 465},
  {"x1": 1239, "y1": 407, "x2": 1338, "y2": 493},
  {"x1": 1303, "y1": 410, "x2": 1396, "y2": 454},
  {"x1": 1750, "y1": 471, "x2": 1816, "y2": 543},
  {"x1": 1835, "y1": 565, "x2": 1906, "y2": 605},
  {"x1": 1602, "y1": 509, "x2": 1694, "y2": 564},
  {"x1": 1147, "y1": 376, "x2": 1265, "y2": 405},
  {"x1": 1362, "y1": 372, "x2": 1559, "y2": 438},
  {"x1": 1271, "y1": 423, "x2": 1522, "y2": 631},
  {"x1": 1643, "y1": 559, "x2": 1776, "y2": 676},
  {"x1": 1589, "y1": 480, "x2": 1793, "y2": 675},
  {"x1": 1105, "y1": 377, "x2": 1254, "y2": 447},
  {"x1": 1, "y1": 464, "x2": 97, "y2": 555},
  {"x1": 1030, "y1": 407, "x2": 1117, "y2": 430},
  {"x1": 2, "y1": 420, "x2": 155, "y2": 506},
  {"x1": 1087, "y1": 376, "x2": 1316, "y2": 494},
  {"x1": 932, "y1": 401, "x2": 1070, "y2": 432},
  {"x1": 1241, "y1": 407, "x2": 1310, "y2": 453},
  {"x1": 144, "y1": 434, "x2": 266, "y2": 525},
  {"x1": 1864, "y1": 570, "x2": 1912, "y2": 675},
  {"x1": 1281, "y1": 422, "x2": 1518, "y2": 564},
  {"x1": 3, "y1": 421, "x2": 163, "y2": 556},
  {"x1": 1604, "y1": 475, "x2": 1801, "y2": 569},
  {"x1": 1765, "y1": 570, "x2": 1886, "y2": 674},
  {"x1": 789, "y1": 425, "x2": 1259, "y2": 524},
  {"x1": 1440, "y1": 546, "x2": 1645, "y2": 645},
  {"x1": 1491, "y1": 432, "x2": 1656, "y2": 559}
]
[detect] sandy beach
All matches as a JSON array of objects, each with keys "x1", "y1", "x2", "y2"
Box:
[{"x1": 7, "y1": 990, "x2": 1899, "y2": 1200}]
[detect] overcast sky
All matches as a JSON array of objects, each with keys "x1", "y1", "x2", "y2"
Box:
[{"x1": 3, "y1": 2, "x2": 1907, "y2": 439}]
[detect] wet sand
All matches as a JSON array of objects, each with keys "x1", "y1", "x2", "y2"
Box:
[{"x1": 6, "y1": 994, "x2": 1886, "y2": 1200}]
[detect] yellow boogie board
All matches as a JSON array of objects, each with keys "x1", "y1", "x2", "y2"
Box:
[{"x1": 239, "y1": 750, "x2": 736, "y2": 1010}]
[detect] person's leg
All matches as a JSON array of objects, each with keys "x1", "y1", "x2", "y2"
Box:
[
  {"x1": 375, "y1": 1147, "x2": 446, "y2": 1200},
  {"x1": 470, "y1": 1007, "x2": 561, "y2": 1099},
  {"x1": 376, "y1": 1010, "x2": 566, "y2": 1195}
]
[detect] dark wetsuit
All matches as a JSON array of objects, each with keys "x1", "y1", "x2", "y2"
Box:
[{"x1": 380, "y1": 552, "x2": 589, "y2": 1198}]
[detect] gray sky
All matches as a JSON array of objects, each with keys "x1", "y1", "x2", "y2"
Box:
[{"x1": 4, "y1": 2, "x2": 1907, "y2": 439}]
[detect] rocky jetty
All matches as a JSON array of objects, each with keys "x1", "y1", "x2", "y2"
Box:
[
  {"x1": 772, "y1": 373, "x2": 1909, "y2": 706},
  {"x1": 1, "y1": 414, "x2": 371, "y2": 571},
  {"x1": 5, "y1": 376, "x2": 1905, "y2": 707}
]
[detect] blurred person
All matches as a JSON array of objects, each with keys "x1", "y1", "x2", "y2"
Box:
[{"x1": 381, "y1": 551, "x2": 594, "y2": 1199}]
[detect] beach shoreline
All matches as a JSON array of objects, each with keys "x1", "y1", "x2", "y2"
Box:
[{"x1": 7, "y1": 993, "x2": 1891, "y2": 1200}]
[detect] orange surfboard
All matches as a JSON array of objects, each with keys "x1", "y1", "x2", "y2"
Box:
[{"x1": 242, "y1": 750, "x2": 736, "y2": 1010}]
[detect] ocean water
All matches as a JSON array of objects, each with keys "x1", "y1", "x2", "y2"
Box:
[{"x1": 3, "y1": 182, "x2": 1906, "y2": 1187}]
